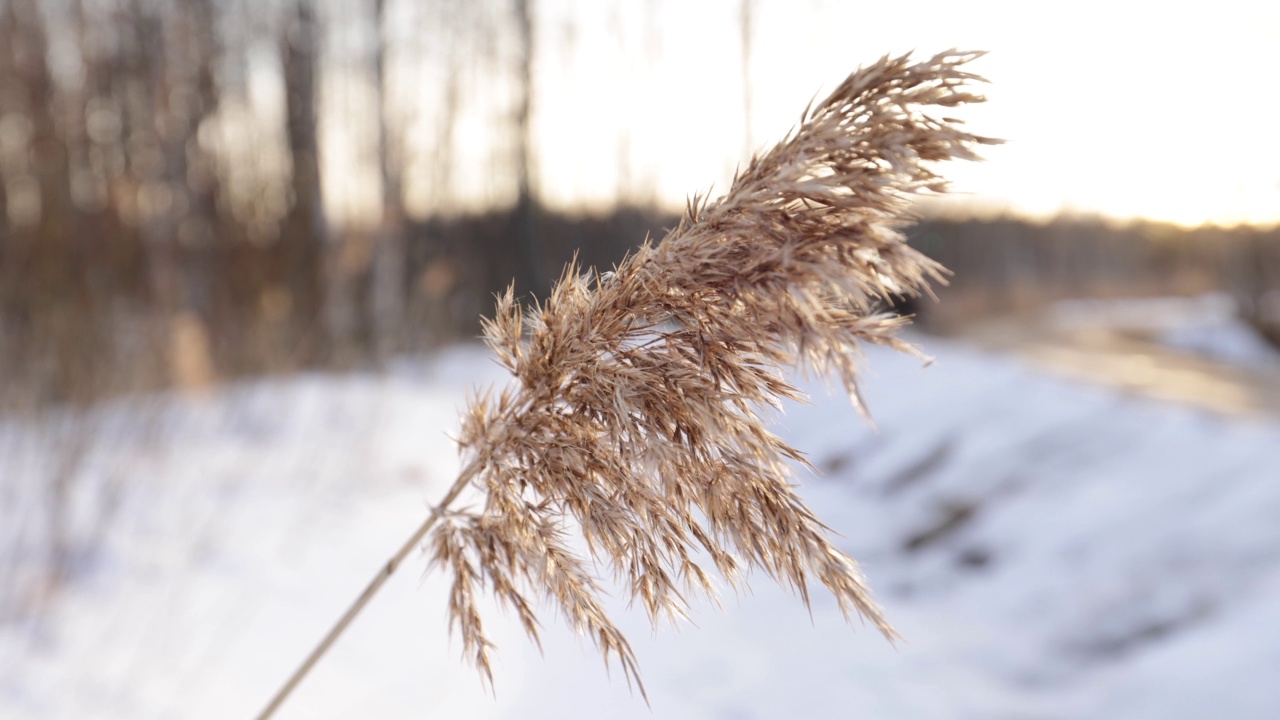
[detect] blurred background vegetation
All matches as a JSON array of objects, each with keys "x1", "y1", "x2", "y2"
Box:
[
  {"x1": 2, "y1": 0, "x2": 1279, "y2": 617},
  {"x1": 2, "y1": 0, "x2": 1278, "y2": 412}
]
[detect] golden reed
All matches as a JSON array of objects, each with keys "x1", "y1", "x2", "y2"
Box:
[{"x1": 258, "y1": 49, "x2": 997, "y2": 718}]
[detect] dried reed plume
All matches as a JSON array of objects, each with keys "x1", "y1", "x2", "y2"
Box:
[{"x1": 257, "y1": 49, "x2": 997, "y2": 719}]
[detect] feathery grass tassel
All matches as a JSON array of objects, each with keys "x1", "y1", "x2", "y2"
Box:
[{"x1": 256, "y1": 49, "x2": 998, "y2": 719}]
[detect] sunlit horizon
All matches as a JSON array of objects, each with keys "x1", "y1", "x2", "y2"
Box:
[{"x1": 299, "y1": 0, "x2": 1280, "y2": 230}]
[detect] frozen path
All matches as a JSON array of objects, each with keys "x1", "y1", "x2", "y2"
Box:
[
  {"x1": 961, "y1": 294, "x2": 1280, "y2": 418},
  {"x1": 3, "y1": 337, "x2": 1279, "y2": 719}
]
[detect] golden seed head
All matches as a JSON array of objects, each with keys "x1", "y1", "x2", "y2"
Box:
[{"x1": 429, "y1": 50, "x2": 996, "y2": 698}]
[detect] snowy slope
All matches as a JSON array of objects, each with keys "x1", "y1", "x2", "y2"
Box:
[
  {"x1": 3, "y1": 337, "x2": 1279, "y2": 719},
  {"x1": 1052, "y1": 292, "x2": 1280, "y2": 367}
]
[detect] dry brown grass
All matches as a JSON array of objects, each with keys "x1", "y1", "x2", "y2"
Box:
[
  {"x1": 430, "y1": 50, "x2": 999, "y2": 696},
  {"x1": 257, "y1": 49, "x2": 997, "y2": 719}
]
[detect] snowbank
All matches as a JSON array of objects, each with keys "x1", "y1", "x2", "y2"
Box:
[{"x1": 3, "y1": 338, "x2": 1278, "y2": 719}]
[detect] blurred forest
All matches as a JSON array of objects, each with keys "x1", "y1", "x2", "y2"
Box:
[
  {"x1": 0, "y1": 0, "x2": 597, "y2": 411},
  {"x1": 2, "y1": 0, "x2": 1279, "y2": 415},
  {"x1": 910, "y1": 217, "x2": 1280, "y2": 342}
]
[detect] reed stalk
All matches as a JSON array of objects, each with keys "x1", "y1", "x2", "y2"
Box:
[{"x1": 256, "y1": 49, "x2": 997, "y2": 718}]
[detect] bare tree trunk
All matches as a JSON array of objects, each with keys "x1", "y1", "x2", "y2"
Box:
[
  {"x1": 0, "y1": 163, "x2": 7, "y2": 246},
  {"x1": 369, "y1": 0, "x2": 406, "y2": 361},
  {"x1": 3, "y1": 0, "x2": 79, "y2": 593},
  {"x1": 5, "y1": 0, "x2": 86, "y2": 405},
  {"x1": 281, "y1": 0, "x2": 328, "y2": 364},
  {"x1": 166, "y1": 0, "x2": 222, "y2": 390},
  {"x1": 1236, "y1": 230, "x2": 1280, "y2": 348},
  {"x1": 511, "y1": 0, "x2": 540, "y2": 297},
  {"x1": 125, "y1": 0, "x2": 181, "y2": 323}
]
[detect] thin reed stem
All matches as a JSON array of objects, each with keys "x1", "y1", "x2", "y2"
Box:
[{"x1": 254, "y1": 460, "x2": 481, "y2": 720}]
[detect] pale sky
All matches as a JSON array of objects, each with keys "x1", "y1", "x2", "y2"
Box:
[
  {"x1": 324, "y1": 0, "x2": 1280, "y2": 228},
  {"x1": 534, "y1": 0, "x2": 1280, "y2": 227}
]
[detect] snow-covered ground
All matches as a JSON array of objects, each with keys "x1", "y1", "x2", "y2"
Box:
[
  {"x1": 1051, "y1": 292, "x2": 1280, "y2": 367},
  {"x1": 3, "y1": 335, "x2": 1279, "y2": 719}
]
